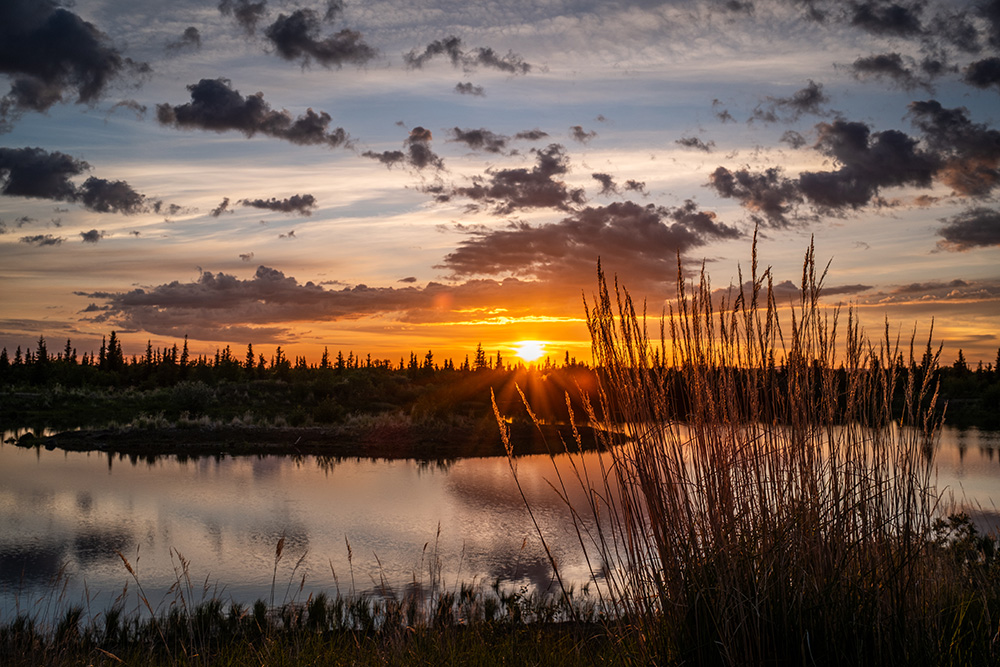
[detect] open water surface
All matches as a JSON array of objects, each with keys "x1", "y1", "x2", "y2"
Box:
[{"x1": 1, "y1": 425, "x2": 998, "y2": 621}]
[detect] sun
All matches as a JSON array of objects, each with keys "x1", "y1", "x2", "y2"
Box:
[{"x1": 513, "y1": 340, "x2": 547, "y2": 363}]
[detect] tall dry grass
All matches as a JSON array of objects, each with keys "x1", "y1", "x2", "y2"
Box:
[{"x1": 500, "y1": 238, "x2": 998, "y2": 665}]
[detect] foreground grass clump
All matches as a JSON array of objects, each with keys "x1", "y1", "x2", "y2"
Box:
[
  {"x1": 0, "y1": 583, "x2": 636, "y2": 666},
  {"x1": 501, "y1": 241, "x2": 1000, "y2": 666}
]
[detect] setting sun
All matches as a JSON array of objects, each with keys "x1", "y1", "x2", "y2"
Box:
[{"x1": 513, "y1": 340, "x2": 547, "y2": 363}]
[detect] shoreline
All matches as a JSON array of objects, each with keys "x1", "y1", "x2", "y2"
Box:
[{"x1": 13, "y1": 421, "x2": 608, "y2": 460}]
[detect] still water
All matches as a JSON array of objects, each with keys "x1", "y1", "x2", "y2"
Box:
[{"x1": 1, "y1": 426, "x2": 998, "y2": 620}]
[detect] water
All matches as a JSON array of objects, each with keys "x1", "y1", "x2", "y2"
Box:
[{"x1": 1, "y1": 426, "x2": 998, "y2": 621}]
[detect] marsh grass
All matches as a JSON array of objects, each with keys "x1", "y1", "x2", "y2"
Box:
[
  {"x1": 499, "y1": 238, "x2": 1000, "y2": 665},
  {"x1": 0, "y1": 538, "x2": 620, "y2": 667}
]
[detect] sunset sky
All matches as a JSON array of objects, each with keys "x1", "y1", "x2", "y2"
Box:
[{"x1": 1, "y1": 0, "x2": 998, "y2": 365}]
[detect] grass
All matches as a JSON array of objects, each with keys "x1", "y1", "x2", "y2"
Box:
[{"x1": 499, "y1": 237, "x2": 1000, "y2": 665}]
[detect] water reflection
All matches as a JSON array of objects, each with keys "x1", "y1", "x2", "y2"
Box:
[{"x1": 0, "y1": 425, "x2": 997, "y2": 621}]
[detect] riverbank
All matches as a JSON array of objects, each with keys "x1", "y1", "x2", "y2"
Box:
[{"x1": 11, "y1": 419, "x2": 606, "y2": 460}]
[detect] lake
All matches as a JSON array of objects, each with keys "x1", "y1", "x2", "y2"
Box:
[{"x1": 1, "y1": 425, "x2": 998, "y2": 621}]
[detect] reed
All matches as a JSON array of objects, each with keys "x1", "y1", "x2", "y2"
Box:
[{"x1": 500, "y1": 237, "x2": 1000, "y2": 665}]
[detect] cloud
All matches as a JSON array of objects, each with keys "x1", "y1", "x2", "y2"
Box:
[
  {"x1": 156, "y1": 78, "x2": 349, "y2": 148},
  {"x1": 19, "y1": 234, "x2": 63, "y2": 247},
  {"x1": 398, "y1": 276, "x2": 417, "y2": 283},
  {"x1": 592, "y1": 173, "x2": 619, "y2": 195},
  {"x1": 964, "y1": 57, "x2": 1000, "y2": 92},
  {"x1": 709, "y1": 166, "x2": 803, "y2": 226},
  {"x1": 445, "y1": 144, "x2": 585, "y2": 214},
  {"x1": 0, "y1": 146, "x2": 86, "y2": 201},
  {"x1": 77, "y1": 265, "x2": 573, "y2": 341},
  {"x1": 780, "y1": 130, "x2": 807, "y2": 148},
  {"x1": 363, "y1": 126, "x2": 443, "y2": 170},
  {"x1": 239, "y1": 252, "x2": 254, "y2": 261},
  {"x1": 76, "y1": 177, "x2": 145, "y2": 214},
  {"x1": 240, "y1": 193, "x2": 317, "y2": 215},
  {"x1": 109, "y1": 99, "x2": 147, "y2": 119},
  {"x1": 0, "y1": 146, "x2": 146, "y2": 213},
  {"x1": 263, "y1": 9, "x2": 377, "y2": 68},
  {"x1": 211, "y1": 197, "x2": 232, "y2": 217},
  {"x1": 908, "y1": 100, "x2": 1000, "y2": 196},
  {"x1": 569, "y1": 125, "x2": 597, "y2": 144},
  {"x1": 79, "y1": 229, "x2": 105, "y2": 243},
  {"x1": 439, "y1": 200, "x2": 741, "y2": 286},
  {"x1": 752, "y1": 80, "x2": 831, "y2": 122},
  {"x1": 847, "y1": 53, "x2": 934, "y2": 91},
  {"x1": 937, "y1": 207, "x2": 1000, "y2": 250},
  {"x1": 448, "y1": 128, "x2": 509, "y2": 153},
  {"x1": 166, "y1": 27, "x2": 201, "y2": 52},
  {"x1": 218, "y1": 0, "x2": 268, "y2": 35},
  {"x1": 0, "y1": 0, "x2": 148, "y2": 127},
  {"x1": 850, "y1": 1, "x2": 924, "y2": 38},
  {"x1": 513, "y1": 129, "x2": 549, "y2": 141},
  {"x1": 798, "y1": 119, "x2": 939, "y2": 210},
  {"x1": 404, "y1": 36, "x2": 532, "y2": 74},
  {"x1": 454, "y1": 82, "x2": 485, "y2": 97},
  {"x1": 676, "y1": 136, "x2": 715, "y2": 152}
]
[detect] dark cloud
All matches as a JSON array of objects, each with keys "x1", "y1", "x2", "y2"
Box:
[
  {"x1": 850, "y1": 1, "x2": 924, "y2": 38},
  {"x1": 211, "y1": 197, "x2": 232, "y2": 217},
  {"x1": 279, "y1": 229, "x2": 296, "y2": 239},
  {"x1": 79, "y1": 229, "x2": 104, "y2": 243},
  {"x1": 780, "y1": 130, "x2": 807, "y2": 148},
  {"x1": 447, "y1": 144, "x2": 585, "y2": 214},
  {"x1": 404, "y1": 36, "x2": 464, "y2": 68},
  {"x1": 454, "y1": 82, "x2": 485, "y2": 96},
  {"x1": 0, "y1": 146, "x2": 86, "y2": 201},
  {"x1": 239, "y1": 252, "x2": 254, "y2": 261},
  {"x1": 152, "y1": 201, "x2": 183, "y2": 217},
  {"x1": 937, "y1": 207, "x2": 1000, "y2": 250},
  {"x1": 240, "y1": 193, "x2": 317, "y2": 215},
  {"x1": 798, "y1": 120, "x2": 939, "y2": 210},
  {"x1": 156, "y1": 78, "x2": 349, "y2": 148},
  {"x1": 363, "y1": 126, "x2": 443, "y2": 170},
  {"x1": 0, "y1": 146, "x2": 146, "y2": 213},
  {"x1": 893, "y1": 279, "x2": 968, "y2": 294},
  {"x1": 714, "y1": 105, "x2": 998, "y2": 221},
  {"x1": 166, "y1": 27, "x2": 202, "y2": 52},
  {"x1": 218, "y1": 0, "x2": 268, "y2": 35},
  {"x1": 404, "y1": 36, "x2": 531, "y2": 74},
  {"x1": 439, "y1": 200, "x2": 740, "y2": 286},
  {"x1": 676, "y1": 136, "x2": 715, "y2": 152},
  {"x1": 398, "y1": 276, "x2": 417, "y2": 283},
  {"x1": 323, "y1": 0, "x2": 346, "y2": 22},
  {"x1": 109, "y1": 99, "x2": 147, "y2": 119},
  {"x1": 723, "y1": 1, "x2": 755, "y2": 14},
  {"x1": 77, "y1": 177, "x2": 145, "y2": 214},
  {"x1": 468, "y1": 47, "x2": 531, "y2": 75},
  {"x1": 513, "y1": 129, "x2": 549, "y2": 141},
  {"x1": 709, "y1": 166, "x2": 803, "y2": 226},
  {"x1": 0, "y1": 0, "x2": 148, "y2": 127},
  {"x1": 847, "y1": 53, "x2": 932, "y2": 91},
  {"x1": 448, "y1": 128, "x2": 508, "y2": 153},
  {"x1": 592, "y1": 173, "x2": 619, "y2": 195},
  {"x1": 76, "y1": 265, "x2": 583, "y2": 340},
  {"x1": 263, "y1": 9, "x2": 377, "y2": 68},
  {"x1": 908, "y1": 100, "x2": 1000, "y2": 196},
  {"x1": 623, "y1": 179, "x2": 648, "y2": 195},
  {"x1": 752, "y1": 80, "x2": 830, "y2": 122},
  {"x1": 569, "y1": 125, "x2": 597, "y2": 144},
  {"x1": 20, "y1": 234, "x2": 63, "y2": 246},
  {"x1": 964, "y1": 57, "x2": 1000, "y2": 92}
]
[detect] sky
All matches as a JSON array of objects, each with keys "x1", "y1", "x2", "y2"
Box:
[{"x1": 1, "y1": 0, "x2": 998, "y2": 366}]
